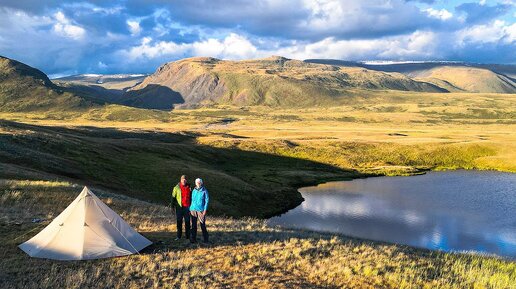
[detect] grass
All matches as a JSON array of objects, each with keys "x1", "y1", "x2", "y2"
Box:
[
  {"x1": 1, "y1": 180, "x2": 515, "y2": 289},
  {"x1": 201, "y1": 138, "x2": 502, "y2": 175},
  {"x1": 414, "y1": 66, "x2": 516, "y2": 93},
  {"x1": 0, "y1": 119, "x2": 357, "y2": 218},
  {"x1": 2, "y1": 57, "x2": 515, "y2": 287},
  {"x1": 0, "y1": 89, "x2": 515, "y2": 217},
  {"x1": 0, "y1": 90, "x2": 515, "y2": 288}
]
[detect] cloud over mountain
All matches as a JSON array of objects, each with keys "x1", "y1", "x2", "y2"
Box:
[{"x1": 0, "y1": 0, "x2": 514, "y2": 75}]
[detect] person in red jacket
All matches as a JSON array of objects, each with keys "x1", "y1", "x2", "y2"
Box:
[{"x1": 171, "y1": 175, "x2": 192, "y2": 240}]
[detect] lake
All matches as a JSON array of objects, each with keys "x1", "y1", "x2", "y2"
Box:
[{"x1": 268, "y1": 170, "x2": 516, "y2": 258}]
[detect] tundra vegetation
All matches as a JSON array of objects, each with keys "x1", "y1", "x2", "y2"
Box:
[
  {"x1": 1, "y1": 55, "x2": 515, "y2": 287},
  {"x1": 1, "y1": 180, "x2": 515, "y2": 289}
]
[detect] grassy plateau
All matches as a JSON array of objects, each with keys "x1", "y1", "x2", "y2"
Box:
[{"x1": 1, "y1": 87, "x2": 515, "y2": 288}]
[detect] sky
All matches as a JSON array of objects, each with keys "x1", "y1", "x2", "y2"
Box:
[{"x1": 0, "y1": 0, "x2": 514, "y2": 76}]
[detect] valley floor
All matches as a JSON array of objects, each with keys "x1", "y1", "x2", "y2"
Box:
[
  {"x1": 1, "y1": 94, "x2": 515, "y2": 288},
  {"x1": 1, "y1": 180, "x2": 515, "y2": 289}
]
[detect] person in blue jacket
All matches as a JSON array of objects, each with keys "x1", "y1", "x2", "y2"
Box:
[{"x1": 190, "y1": 178, "x2": 209, "y2": 243}]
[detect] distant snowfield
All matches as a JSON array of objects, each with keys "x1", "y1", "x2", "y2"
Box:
[
  {"x1": 82, "y1": 73, "x2": 103, "y2": 77},
  {"x1": 52, "y1": 73, "x2": 147, "y2": 80},
  {"x1": 361, "y1": 60, "x2": 464, "y2": 65},
  {"x1": 107, "y1": 74, "x2": 147, "y2": 78}
]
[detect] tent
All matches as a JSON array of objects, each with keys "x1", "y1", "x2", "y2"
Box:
[{"x1": 19, "y1": 186, "x2": 152, "y2": 260}]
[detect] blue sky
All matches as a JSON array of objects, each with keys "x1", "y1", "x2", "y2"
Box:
[{"x1": 0, "y1": 0, "x2": 514, "y2": 76}]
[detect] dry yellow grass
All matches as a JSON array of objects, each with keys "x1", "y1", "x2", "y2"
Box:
[
  {"x1": 1, "y1": 89, "x2": 515, "y2": 176},
  {"x1": 1, "y1": 90, "x2": 515, "y2": 287},
  {"x1": 2, "y1": 180, "x2": 515, "y2": 289},
  {"x1": 415, "y1": 66, "x2": 516, "y2": 93}
]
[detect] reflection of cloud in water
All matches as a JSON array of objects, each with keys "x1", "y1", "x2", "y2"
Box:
[
  {"x1": 270, "y1": 170, "x2": 516, "y2": 258},
  {"x1": 498, "y1": 231, "x2": 516, "y2": 245},
  {"x1": 402, "y1": 211, "x2": 425, "y2": 225},
  {"x1": 300, "y1": 194, "x2": 372, "y2": 218},
  {"x1": 299, "y1": 193, "x2": 427, "y2": 227}
]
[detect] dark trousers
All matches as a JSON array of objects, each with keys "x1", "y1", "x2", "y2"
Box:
[
  {"x1": 190, "y1": 212, "x2": 208, "y2": 242},
  {"x1": 176, "y1": 207, "x2": 190, "y2": 239}
]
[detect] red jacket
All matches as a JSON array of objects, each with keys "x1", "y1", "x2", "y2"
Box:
[{"x1": 180, "y1": 183, "x2": 192, "y2": 207}]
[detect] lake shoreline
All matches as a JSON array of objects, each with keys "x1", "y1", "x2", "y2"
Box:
[
  {"x1": 271, "y1": 169, "x2": 516, "y2": 259},
  {"x1": 263, "y1": 158, "x2": 516, "y2": 219}
]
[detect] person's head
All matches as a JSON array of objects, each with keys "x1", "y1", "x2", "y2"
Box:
[
  {"x1": 195, "y1": 178, "x2": 203, "y2": 188},
  {"x1": 180, "y1": 175, "x2": 187, "y2": 186}
]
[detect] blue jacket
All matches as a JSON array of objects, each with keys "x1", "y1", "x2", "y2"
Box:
[{"x1": 190, "y1": 186, "x2": 209, "y2": 212}]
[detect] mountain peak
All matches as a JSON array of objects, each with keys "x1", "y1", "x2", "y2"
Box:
[
  {"x1": 0, "y1": 56, "x2": 54, "y2": 88},
  {"x1": 260, "y1": 55, "x2": 290, "y2": 62},
  {"x1": 0, "y1": 56, "x2": 92, "y2": 112},
  {"x1": 179, "y1": 56, "x2": 221, "y2": 63}
]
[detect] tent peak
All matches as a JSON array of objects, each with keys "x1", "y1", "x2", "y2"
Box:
[{"x1": 81, "y1": 186, "x2": 94, "y2": 196}]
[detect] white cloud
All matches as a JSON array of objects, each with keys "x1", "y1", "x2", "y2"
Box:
[
  {"x1": 458, "y1": 20, "x2": 516, "y2": 44},
  {"x1": 301, "y1": 0, "x2": 347, "y2": 31},
  {"x1": 91, "y1": 6, "x2": 124, "y2": 15},
  {"x1": 193, "y1": 34, "x2": 258, "y2": 59},
  {"x1": 1, "y1": 1, "x2": 514, "y2": 74},
  {"x1": 119, "y1": 33, "x2": 259, "y2": 61},
  {"x1": 0, "y1": 8, "x2": 85, "y2": 72},
  {"x1": 0, "y1": 8, "x2": 52, "y2": 30},
  {"x1": 191, "y1": 39, "x2": 225, "y2": 58},
  {"x1": 425, "y1": 8, "x2": 453, "y2": 21},
  {"x1": 295, "y1": 0, "x2": 434, "y2": 39},
  {"x1": 98, "y1": 61, "x2": 107, "y2": 69},
  {"x1": 117, "y1": 30, "x2": 445, "y2": 64},
  {"x1": 127, "y1": 20, "x2": 141, "y2": 36},
  {"x1": 268, "y1": 30, "x2": 440, "y2": 61},
  {"x1": 380, "y1": 31, "x2": 439, "y2": 59},
  {"x1": 52, "y1": 11, "x2": 85, "y2": 40},
  {"x1": 506, "y1": 23, "x2": 516, "y2": 43},
  {"x1": 120, "y1": 37, "x2": 189, "y2": 60}
]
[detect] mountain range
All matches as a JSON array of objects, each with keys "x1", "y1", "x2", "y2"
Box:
[
  {"x1": 1, "y1": 55, "x2": 515, "y2": 112},
  {"x1": 307, "y1": 59, "x2": 516, "y2": 93}
]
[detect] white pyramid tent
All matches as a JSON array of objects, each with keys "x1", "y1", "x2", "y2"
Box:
[{"x1": 19, "y1": 186, "x2": 152, "y2": 260}]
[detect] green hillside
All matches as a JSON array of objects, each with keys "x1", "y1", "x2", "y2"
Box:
[
  {"x1": 0, "y1": 119, "x2": 356, "y2": 218},
  {"x1": 0, "y1": 56, "x2": 91, "y2": 112},
  {"x1": 126, "y1": 56, "x2": 445, "y2": 108}
]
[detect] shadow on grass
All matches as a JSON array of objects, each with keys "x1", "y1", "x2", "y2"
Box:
[
  {"x1": 142, "y1": 221, "x2": 429, "y2": 254},
  {"x1": 141, "y1": 229, "x2": 333, "y2": 254},
  {"x1": 61, "y1": 83, "x2": 185, "y2": 110},
  {"x1": 0, "y1": 119, "x2": 359, "y2": 218},
  {"x1": 122, "y1": 84, "x2": 185, "y2": 110}
]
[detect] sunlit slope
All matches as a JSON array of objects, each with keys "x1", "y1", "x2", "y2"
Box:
[
  {"x1": 414, "y1": 66, "x2": 516, "y2": 93},
  {"x1": 127, "y1": 56, "x2": 444, "y2": 108},
  {"x1": 0, "y1": 56, "x2": 90, "y2": 112},
  {"x1": 306, "y1": 59, "x2": 516, "y2": 81}
]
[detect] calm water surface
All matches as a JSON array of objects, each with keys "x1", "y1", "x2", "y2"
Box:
[{"x1": 269, "y1": 170, "x2": 516, "y2": 258}]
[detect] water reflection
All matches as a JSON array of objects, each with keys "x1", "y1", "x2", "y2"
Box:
[{"x1": 269, "y1": 170, "x2": 516, "y2": 258}]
